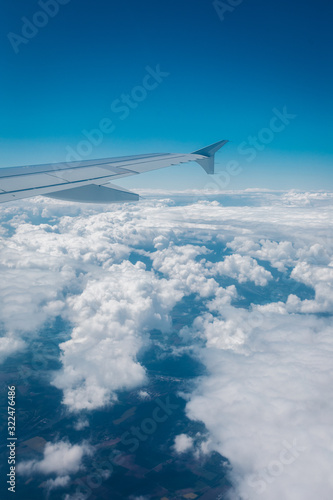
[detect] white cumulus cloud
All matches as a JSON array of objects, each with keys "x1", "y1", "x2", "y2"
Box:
[
  {"x1": 17, "y1": 440, "x2": 92, "y2": 477},
  {"x1": 213, "y1": 253, "x2": 273, "y2": 286},
  {"x1": 173, "y1": 434, "x2": 194, "y2": 454}
]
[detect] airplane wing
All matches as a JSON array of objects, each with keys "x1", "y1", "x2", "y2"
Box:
[{"x1": 0, "y1": 139, "x2": 228, "y2": 204}]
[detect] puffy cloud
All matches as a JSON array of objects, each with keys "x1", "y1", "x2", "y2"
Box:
[
  {"x1": 296, "y1": 243, "x2": 331, "y2": 266},
  {"x1": 138, "y1": 390, "x2": 151, "y2": 400},
  {"x1": 289, "y1": 261, "x2": 333, "y2": 313},
  {"x1": 173, "y1": 434, "x2": 194, "y2": 454},
  {"x1": 51, "y1": 260, "x2": 183, "y2": 411},
  {"x1": 150, "y1": 243, "x2": 219, "y2": 297},
  {"x1": 0, "y1": 333, "x2": 26, "y2": 364},
  {"x1": 227, "y1": 237, "x2": 332, "y2": 274},
  {"x1": 281, "y1": 190, "x2": 333, "y2": 207},
  {"x1": 153, "y1": 234, "x2": 170, "y2": 250},
  {"x1": 0, "y1": 208, "x2": 134, "y2": 362},
  {"x1": 74, "y1": 418, "x2": 90, "y2": 431},
  {"x1": 18, "y1": 440, "x2": 92, "y2": 476},
  {"x1": 183, "y1": 312, "x2": 246, "y2": 351},
  {"x1": 227, "y1": 237, "x2": 297, "y2": 272},
  {"x1": 184, "y1": 301, "x2": 333, "y2": 500},
  {"x1": 43, "y1": 475, "x2": 71, "y2": 491},
  {"x1": 213, "y1": 254, "x2": 273, "y2": 286}
]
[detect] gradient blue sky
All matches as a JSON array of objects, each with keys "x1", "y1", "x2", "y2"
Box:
[{"x1": 1, "y1": 0, "x2": 332, "y2": 190}]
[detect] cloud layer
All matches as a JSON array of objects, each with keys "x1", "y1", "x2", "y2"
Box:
[{"x1": 1, "y1": 190, "x2": 333, "y2": 499}]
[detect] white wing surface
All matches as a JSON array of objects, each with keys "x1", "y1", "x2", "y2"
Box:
[{"x1": 0, "y1": 140, "x2": 228, "y2": 204}]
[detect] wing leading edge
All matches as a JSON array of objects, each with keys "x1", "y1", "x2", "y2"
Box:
[{"x1": 0, "y1": 140, "x2": 228, "y2": 204}]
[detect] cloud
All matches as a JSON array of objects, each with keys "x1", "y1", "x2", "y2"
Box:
[
  {"x1": 0, "y1": 333, "x2": 26, "y2": 364},
  {"x1": 227, "y1": 237, "x2": 297, "y2": 272},
  {"x1": 289, "y1": 261, "x2": 333, "y2": 313},
  {"x1": 51, "y1": 260, "x2": 184, "y2": 411},
  {"x1": 43, "y1": 475, "x2": 71, "y2": 491},
  {"x1": 138, "y1": 390, "x2": 151, "y2": 400},
  {"x1": 213, "y1": 253, "x2": 273, "y2": 286},
  {"x1": 0, "y1": 207, "x2": 132, "y2": 362},
  {"x1": 64, "y1": 494, "x2": 87, "y2": 500},
  {"x1": 281, "y1": 190, "x2": 333, "y2": 207},
  {"x1": 17, "y1": 440, "x2": 92, "y2": 476},
  {"x1": 2, "y1": 196, "x2": 228, "y2": 409},
  {"x1": 173, "y1": 434, "x2": 194, "y2": 454},
  {"x1": 74, "y1": 418, "x2": 90, "y2": 431},
  {"x1": 150, "y1": 243, "x2": 219, "y2": 297},
  {"x1": 183, "y1": 299, "x2": 333, "y2": 500},
  {"x1": 2, "y1": 190, "x2": 333, "y2": 500}
]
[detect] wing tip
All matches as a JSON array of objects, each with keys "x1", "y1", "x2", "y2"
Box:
[
  {"x1": 192, "y1": 139, "x2": 229, "y2": 158},
  {"x1": 193, "y1": 139, "x2": 229, "y2": 174}
]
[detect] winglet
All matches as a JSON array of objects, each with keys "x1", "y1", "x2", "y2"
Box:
[{"x1": 192, "y1": 139, "x2": 229, "y2": 174}]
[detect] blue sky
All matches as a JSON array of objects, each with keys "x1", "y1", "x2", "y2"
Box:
[{"x1": 0, "y1": 0, "x2": 332, "y2": 189}]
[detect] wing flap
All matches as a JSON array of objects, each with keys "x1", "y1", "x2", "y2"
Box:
[{"x1": 45, "y1": 183, "x2": 139, "y2": 204}]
